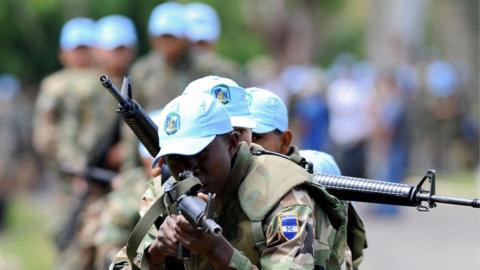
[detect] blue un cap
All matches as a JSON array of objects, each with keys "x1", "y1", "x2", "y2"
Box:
[
  {"x1": 245, "y1": 87, "x2": 288, "y2": 134},
  {"x1": 95, "y1": 15, "x2": 137, "y2": 49},
  {"x1": 299, "y1": 150, "x2": 342, "y2": 176},
  {"x1": 152, "y1": 93, "x2": 232, "y2": 167},
  {"x1": 183, "y1": 76, "x2": 256, "y2": 129},
  {"x1": 184, "y1": 2, "x2": 220, "y2": 43},
  {"x1": 60, "y1": 17, "x2": 95, "y2": 50},
  {"x1": 148, "y1": 2, "x2": 187, "y2": 38}
]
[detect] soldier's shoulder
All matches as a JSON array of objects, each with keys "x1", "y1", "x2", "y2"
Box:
[
  {"x1": 192, "y1": 51, "x2": 240, "y2": 79},
  {"x1": 131, "y1": 53, "x2": 164, "y2": 76},
  {"x1": 39, "y1": 68, "x2": 72, "y2": 96},
  {"x1": 139, "y1": 176, "x2": 163, "y2": 217}
]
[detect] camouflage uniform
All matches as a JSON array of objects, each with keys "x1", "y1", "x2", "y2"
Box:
[
  {"x1": 35, "y1": 68, "x2": 122, "y2": 270},
  {"x1": 191, "y1": 50, "x2": 241, "y2": 83},
  {"x1": 94, "y1": 167, "x2": 148, "y2": 269},
  {"x1": 130, "y1": 52, "x2": 192, "y2": 111},
  {"x1": 111, "y1": 143, "x2": 347, "y2": 269},
  {"x1": 33, "y1": 68, "x2": 112, "y2": 169},
  {"x1": 56, "y1": 193, "x2": 109, "y2": 270}
]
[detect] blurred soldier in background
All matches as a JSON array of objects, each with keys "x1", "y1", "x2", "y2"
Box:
[
  {"x1": 91, "y1": 14, "x2": 138, "y2": 172},
  {"x1": 94, "y1": 110, "x2": 163, "y2": 270},
  {"x1": 31, "y1": 18, "x2": 99, "y2": 259},
  {"x1": 54, "y1": 15, "x2": 139, "y2": 270},
  {"x1": 124, "y1": 2, "x2": 193, "y2": 170},
  {"x1": 130, "y1": 2, "x2": 191, "y2": 111},
  {"x1": 184, "y1": 2, "x2": 240, "y2": 81},
  {"x1": 33, "y1": 17, "x2": 97, "y2": 167},
  {"x1": 0, "y1": 74, "x2": 23, "y2": 232}
]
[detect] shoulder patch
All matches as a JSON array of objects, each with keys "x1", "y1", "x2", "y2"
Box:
[{"x1": 279, "y1": 212, "x2": 299, "y2": 240}]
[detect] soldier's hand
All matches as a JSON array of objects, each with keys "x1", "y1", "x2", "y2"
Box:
[
  {"x1": 174, "y1": 213, "x2": 234, "y2": 268},
  {"x1": 147, "y1": 215, "x2": 179, "y2": 265}
]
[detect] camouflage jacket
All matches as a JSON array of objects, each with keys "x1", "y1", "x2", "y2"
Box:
[{"x1": 111, "y1": 143, "x2": 347, "y2": 270}]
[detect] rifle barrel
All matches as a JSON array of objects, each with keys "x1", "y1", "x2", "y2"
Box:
[
  {"x1": 416, "y1": 193, "x2": 480, "y2": 208},
  {"x1": 100, "y1": 74, "x2": 131, "y2": 109}
]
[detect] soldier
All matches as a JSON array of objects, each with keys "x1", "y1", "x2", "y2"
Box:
[
  {"x1": 246, "y1": 87, "x2": 367, "y2": 269},
  {"x1": 32, "y1": 18, "x2": 99, "y2": 262},
  {"x1": 0, "y1": 74, "x2": 22, "y2": 232},
  {"x1": 184, "y1": 2, "x2": 240, "y2": 81},
  {"x1": 111, "y1": 92, "x2": 347, "y2": 269},
  {"x1": 130, "y1": 2, "x2": 191, "y2": 111},
  {"x1": 33, "y1": 17, "x2": 97, "y2": 164},
  {"x1": 91, "y1": 14, "x2": 139, "y2": 170},
  {"x1": 53, "y1": 16, "x2": 138, "y2": 270}
]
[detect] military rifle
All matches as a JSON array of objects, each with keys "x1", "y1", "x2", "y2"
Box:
[{"x1": 101, "y1": 75, "x2": 479, "y2": 211}]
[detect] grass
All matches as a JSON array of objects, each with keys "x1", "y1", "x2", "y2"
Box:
[{"x1": 0, "y1": 195, "x2": 55, "y2": 270}]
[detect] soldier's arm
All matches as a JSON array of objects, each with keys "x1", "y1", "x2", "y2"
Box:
[
  {"x1": 32, "y1": 80, "x2": 62, "y2": 156},
  {"x1": 225, "y1": 188, "x2": 333, "y2": 270},
  {"x1": 109, "y1": 177, "x2": 164, "y2": 269}
]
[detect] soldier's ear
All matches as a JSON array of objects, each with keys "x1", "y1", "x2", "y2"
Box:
[
  {"x1": 280, "y1": 129, "x2": 293, "y2": 155},
  {"x1": 59, "y1": 50, "x2": 68, "y2": 66},
  {"x1": 227, "y1": 132, "x2": 240, "y2": 158}
]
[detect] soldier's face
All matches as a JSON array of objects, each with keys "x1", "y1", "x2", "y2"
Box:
[
  {"x1": 192, "y1": 40, "x2": 214, "y2": 52},
  {"x1": 252, "y1": 129, "x2": 292, "y2": 155},
  {"x1": 164, "y1": 133, "x2": 239, "y2": 195},
  {"x1": 234, "y1": 127, "x2": 252, "y2": 145},
  {"x1": 94, "y1": 47, "x2": 135, "y2": 76},
  {"x1": 151, "y1": 35, "x2": 188, "y2": 64},
  {"x1": 59, "y1": 46, "x2": 94, "y2": 68}
]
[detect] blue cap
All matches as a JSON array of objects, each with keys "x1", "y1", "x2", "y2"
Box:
[
  {"x1": 139, "y1": 109, "x2": 163, "y2": 159},
  {"x1": 245, "y1": 87, "x2": 288, "y2": 133},
  {"x1": 183, "y1": 76, "x2": 256, "y2": 129},
  {"x1": 60, "y1": 17, "x2": 95, "y2": 50},
  {"x1": 148, "y1": 2, "x2": 187, "y2": 37},
  {"x1": 95, "y1": 15, "x2": 137, "y2": 49},
  {"x1": 0, "y1": 74, "x2": 20, "y2": 101},
  {"x1": 152, "y1": 93, "x2": 232, "y2": 167},
  {"x1": 426, "y1": 60, "x2": 458, "y2": 97},
  {"x1": 184, "y1": 3, "x2": 220, "y2": 43},
  {"x1": 299, "y1": 150, "x2": 341, "y2": 176}
]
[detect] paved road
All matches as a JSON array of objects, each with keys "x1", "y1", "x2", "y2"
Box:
[{"x1": 356, "y1": 203, "x2": 480, "y2": 270}]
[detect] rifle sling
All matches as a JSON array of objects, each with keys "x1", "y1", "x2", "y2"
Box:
[{"x1": 127, "y1": 193, "x2": 167, "y2": 270}]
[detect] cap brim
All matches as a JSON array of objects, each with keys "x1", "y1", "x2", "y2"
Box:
[
  {"x1": 151, "y1": 135, "x2": 215, "y2": 168},
  {"x1": 230, "y1": 115, "x2": 256, "y2": 129},
  {"x1": 252, "y1": 123, "x2": 277, "y2": 134}
]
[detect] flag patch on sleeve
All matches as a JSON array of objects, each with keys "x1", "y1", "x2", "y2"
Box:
[{"x1": 279, "y1": 212, "x2": 298, "y2": 240}]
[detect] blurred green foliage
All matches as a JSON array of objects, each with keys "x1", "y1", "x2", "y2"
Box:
[{"x1": 0, "y1": 0, "x2": 363, "y2": 83}]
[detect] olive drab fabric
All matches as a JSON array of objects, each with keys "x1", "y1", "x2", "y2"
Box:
[{"x1": 111, "y1": 143, "x2": 348, "y2": 270}]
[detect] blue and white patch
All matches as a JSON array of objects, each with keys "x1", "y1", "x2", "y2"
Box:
[
  {"x1": 164, "y1": 112, "x2": 180, "y2": 135},
  {"x1": 211, "y1": 84, "x2": 231, "y2": 104},
  {"x1": 279, "y1": 212, "x2": 298, "y2": 240}
]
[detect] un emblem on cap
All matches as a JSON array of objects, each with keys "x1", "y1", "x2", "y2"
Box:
[
  {"x1": 164, "y1": 112, "x2": 180, "y2": 135},
  {"x1": 211, "y1": 84, "x2": 231, "y2": 104}
]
